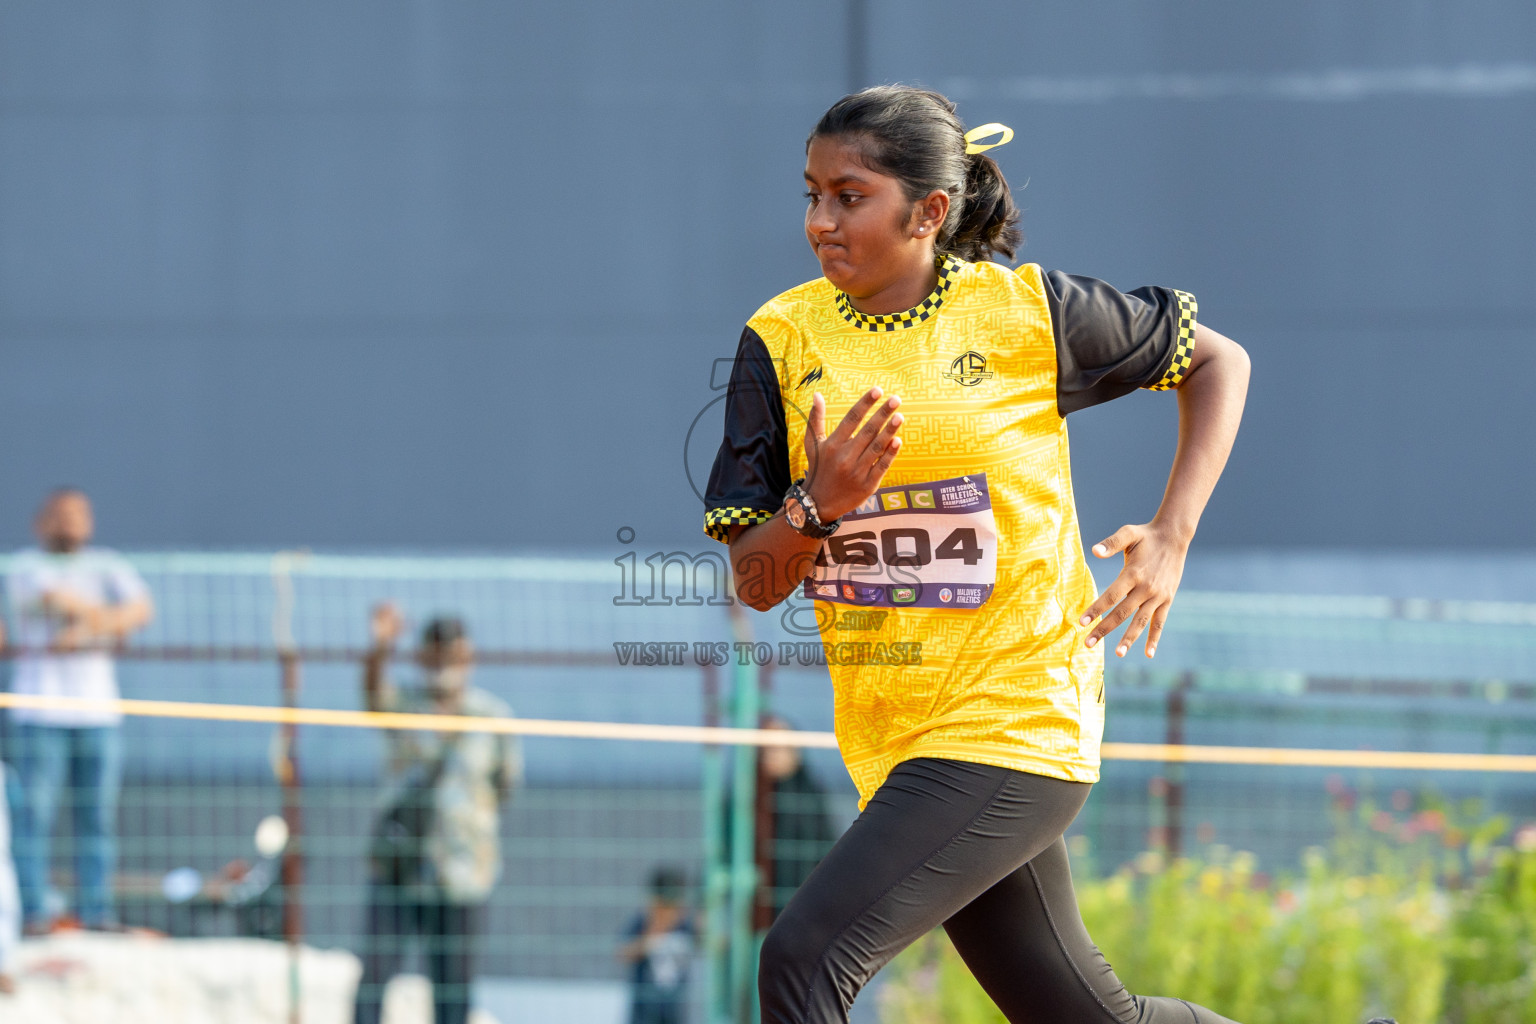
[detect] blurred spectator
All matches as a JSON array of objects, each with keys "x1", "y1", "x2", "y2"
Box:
[
  {"x1": 353, "y1": 603, "x2": 521, "y2": 1024},
  {"x1": 0, "y1": 762, "x2": 16, "y2": 993},
  {"x1": 4, "y1": 489, "x2": 152, "y2": 933},
  {"x1": 0, "y1": 619, "x2": 16, "y2": 993},
  {"x1": 618, "y1": 865, "x2": 696, "y2": 1024},
  {"x1": 758, "y1": 715, "x2": 837, "y2": 920}
]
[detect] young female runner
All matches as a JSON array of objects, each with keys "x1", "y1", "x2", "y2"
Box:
[{"x1": 703, "y1": 86, "x2": 1390, "y2": 1024}]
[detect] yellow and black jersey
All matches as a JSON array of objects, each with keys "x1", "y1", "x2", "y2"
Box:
[{"x1": 703, "y1": 256, "x2": 1196, "y2": 805}]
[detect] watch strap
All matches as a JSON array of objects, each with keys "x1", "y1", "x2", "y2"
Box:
[{"x1": 784, "y1": 479, "x2": 841, "y2": 539}]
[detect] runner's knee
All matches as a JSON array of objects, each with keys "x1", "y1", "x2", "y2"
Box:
[
  {"x1": 759, "y1": 910, "x2": 820, "y2": 987},
  {"x1": 759, "y1": 906, "x2": 856, "y2": 1022}
]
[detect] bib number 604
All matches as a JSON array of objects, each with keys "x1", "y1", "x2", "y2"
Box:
[{"x1": 816, "y1": 527, "x2": 984, "y2": 568}]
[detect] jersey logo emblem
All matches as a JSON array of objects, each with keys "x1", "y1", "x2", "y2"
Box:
[
  {"x1": 796, "y1": 366, "x2": 824, "y2": 389},
  {"x1": 943, "y1": 351, "x2": 993, "y2": 386}
]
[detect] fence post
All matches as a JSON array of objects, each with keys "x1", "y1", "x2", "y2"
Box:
[
  {"x1": 752, "y1": 659, "x2": 777, "y2": 934},
  {"x1": 700, "y1": 661, "x2": 730, "y2": 1024},
  {"x1": 271, "y1": 552, "x2": 305, "y2": 1024},
  {"x1": 727, "y1": 607, "x2": 761, "y2": 1023},
  {"x1": 1164, "y1": 672, "x2": 1193, "y2": 859}
]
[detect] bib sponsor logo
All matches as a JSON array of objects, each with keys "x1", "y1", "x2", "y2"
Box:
[
  {"x1": 891, "y1": 587, "x2": 917, "y2": 604},
  {"x1": 939, "y1": 478, "x2": 985, "y2": 509},
  {"x1": 881, "y1": 492, "x2": 908, "y2": 511},
  {"x1": 910, "y1": 489, "x2": 935, "y2": 509},
  {"x1": 939, "y1": 588, "x2": 953, "y2": 603}
]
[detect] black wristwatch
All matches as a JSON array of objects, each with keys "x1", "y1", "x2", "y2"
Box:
[{"x1": 782, "y1": 478, "x2": 841, "y2": 539}]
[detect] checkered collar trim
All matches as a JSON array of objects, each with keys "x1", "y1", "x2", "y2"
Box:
[{"x1": 834, "y1": 255, "x2": 965, "y2": 332}]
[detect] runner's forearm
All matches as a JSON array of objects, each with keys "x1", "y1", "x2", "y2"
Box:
[
  {"x1": 728, "y1": 516, "x2": 822, "y2": 611},
  {"x1": 1153, "y1": 324, "x2": 1250, "y2": 542}
]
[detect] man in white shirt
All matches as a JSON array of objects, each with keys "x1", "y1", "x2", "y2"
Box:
[{"x1": 4, "y1": 489, "x2": 152, "y2": 932}]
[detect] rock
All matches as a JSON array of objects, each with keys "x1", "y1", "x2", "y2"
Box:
[{"x1": 0, "y1": 932, "x2": 501, "y2": 1024}]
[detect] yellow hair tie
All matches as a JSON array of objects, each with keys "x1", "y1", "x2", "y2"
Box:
[{"x1": 964, "y1": 122, "x2": 1014, "y2": 156}]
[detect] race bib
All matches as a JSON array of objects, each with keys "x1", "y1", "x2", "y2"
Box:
[{"x1": 804, "y1": 473, "x2": 997, "y2": 609}]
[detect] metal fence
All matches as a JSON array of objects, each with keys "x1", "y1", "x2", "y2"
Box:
[{"x1": 1, "y1": 551, "x2": 1533, "y2": 1023}]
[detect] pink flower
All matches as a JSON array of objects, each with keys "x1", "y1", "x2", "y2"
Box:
[
  {"x1": 1324, "y1": 774, "x2": 1347, "y2": 796},
  {"x1": 1391, "y1": 789, "x2": 1412, "y2": 812},
  {"x1": 1371, "y1": 811, "x2": 1395, "y2": 833},
  {"x1": 1413, "y1": 810, "x2": 1446, "y2": 833}
]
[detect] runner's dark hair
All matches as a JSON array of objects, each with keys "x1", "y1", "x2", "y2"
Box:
[{"x1": 809, "y1": 85, "x2": 1022, "y2": 263}]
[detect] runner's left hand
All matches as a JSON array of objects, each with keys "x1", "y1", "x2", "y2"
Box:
[{"x1": 1077, "y1": 521, "x2": 1190, "y2": 658}]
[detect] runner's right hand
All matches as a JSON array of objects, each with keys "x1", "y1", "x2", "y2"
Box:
[{"x1": 803, "y1": 387, "x2": 904, "y2": 522}]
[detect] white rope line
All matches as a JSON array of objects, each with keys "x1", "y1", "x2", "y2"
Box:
[{"x1": 2, "y1": 693, "x2": 1534, "y2": 772}]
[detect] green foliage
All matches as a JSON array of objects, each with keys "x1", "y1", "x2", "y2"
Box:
[
  {"x1": 1443, "y1": 825, "x2": 1536, "y2": 1023},
  {"x1": 877, "y1": 786, "x2": 1536, "y2": 1024}
]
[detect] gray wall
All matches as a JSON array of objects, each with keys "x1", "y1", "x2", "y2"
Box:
[{"x1": 2, "y1": 1, "x2": 1532, "y2": 551}]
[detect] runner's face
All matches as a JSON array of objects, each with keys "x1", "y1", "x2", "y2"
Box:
[{"x1": 804, "y1": 135, "x2": 929, "y2": 298}]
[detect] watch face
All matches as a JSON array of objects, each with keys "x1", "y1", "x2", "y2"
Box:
[{"x1": 785, "y1": 498, "x2": 807, "y2": 530}]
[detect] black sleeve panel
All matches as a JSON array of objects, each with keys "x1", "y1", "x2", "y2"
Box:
[
  {"x1": 702, "y1": 326, "x2": 791, "y2": 543},
  {"x1": 1043, "y1": 270, "x2": 1198, "y2": 416}
]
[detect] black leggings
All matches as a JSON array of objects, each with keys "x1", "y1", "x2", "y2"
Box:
[{"x1": 759, "y1": 758, "x2": 1241, "y2": 1024}]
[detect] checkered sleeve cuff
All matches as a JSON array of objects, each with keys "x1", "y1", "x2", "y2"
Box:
[
  {"x1": 703, "y1": 506, "x2": 776, "y2": 544},
  {"x1": 1145, "y1": 289, "x2": 1197, "y2": 391}
]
